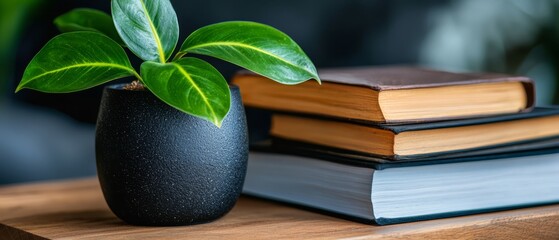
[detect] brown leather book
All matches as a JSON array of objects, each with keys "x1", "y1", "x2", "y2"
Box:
[{"x1": 232, "y1": 66, "x2": 535, "y2": 123}]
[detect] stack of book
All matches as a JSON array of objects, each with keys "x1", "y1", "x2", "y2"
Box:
[{"x1": 232, "y1": 66, "x2": 559, "y2": 225}]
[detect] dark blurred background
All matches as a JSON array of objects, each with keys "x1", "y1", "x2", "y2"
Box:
[{"x1": 1, "y1": 0, "x2": 559, "y2": 184}]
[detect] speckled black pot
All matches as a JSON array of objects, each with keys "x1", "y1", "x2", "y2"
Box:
[{"x1": 95, "y1": 84, "x2": 248, "y2": 226}]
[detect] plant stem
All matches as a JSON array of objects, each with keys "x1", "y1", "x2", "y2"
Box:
[
  {"x1": 172, "y1": 52, "x2": 186, "y2": 61},
  {"x1": 131, "y1": 70, "x2": 142, "y2": 81}
]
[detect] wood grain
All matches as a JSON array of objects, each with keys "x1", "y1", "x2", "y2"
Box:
[{"x1": 1, "y1": 178, "x2": 558, "y2": 239}]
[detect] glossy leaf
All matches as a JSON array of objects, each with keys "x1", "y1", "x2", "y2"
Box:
[
  {"x1": 141, "y1": 58, "x2": 230, "y2": 127},
  {"x1": 54, "y1": 8, "x2": 124, "y2": 45},
  {"x1": 16, "y1": 32, "x2": 136, "y2": 93},
  {"x1": 178, "y1": 21, "x2": 320, "y2": 85},
  {"x1": 112, "y1": 0, "x2": 179, "y2": 63}
]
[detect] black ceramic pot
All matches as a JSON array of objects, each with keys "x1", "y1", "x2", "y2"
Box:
[{"x1": 95, "y1": 84, "x2": 248, "y2": 226}]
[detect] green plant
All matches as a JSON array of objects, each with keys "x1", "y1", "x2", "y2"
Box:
[{"x1": 16, "y1": 0, "x2": 320, "y2": 127}]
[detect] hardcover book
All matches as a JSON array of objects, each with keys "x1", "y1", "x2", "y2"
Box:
[
  {"x1": 269, "y1": 107, "x2": 559, "y2": 159},
  {"x1": 232, "y1": 66, "x2": 535, "y2": 123},
  {"x1": 243, "y1": 146, "x2": 559, "y2": 225}
]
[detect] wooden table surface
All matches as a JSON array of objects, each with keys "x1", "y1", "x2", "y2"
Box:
[{"x1": 0, "y1": 178, "x2": 558, "y2": 239}]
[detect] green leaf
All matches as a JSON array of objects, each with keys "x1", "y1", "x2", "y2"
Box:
[
  {"x1": 112, "y1": 0, "x2": 179, "y2": 63},
  {"x1": 178, "y1": 21, "x2": 320, "y2": 85},
  {"x1": 16, "y1": 32, "x2": 136, "y2": 93},
  {"x1": 54, "y1": 8, "x2": 125, "y2": 45},
  {"x1": 141, "y1": 58, "x2": 230, "y2": 127}
]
